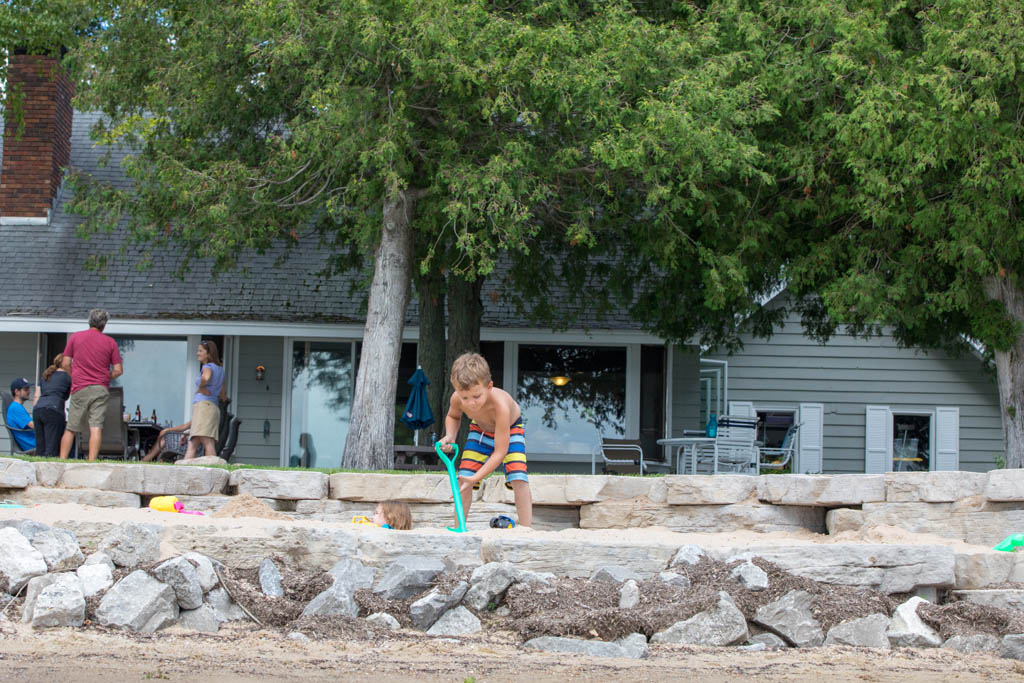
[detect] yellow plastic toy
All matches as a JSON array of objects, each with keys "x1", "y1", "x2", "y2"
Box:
[
  {"x1": 150, "y1": 495, "x2": 180, "y2": 512},
  {"x1": 352, "y1": 515, "x2": 374, "y2": 525}
]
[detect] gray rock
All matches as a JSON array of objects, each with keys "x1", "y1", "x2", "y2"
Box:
[
  {"x1": 619, "y1": 579, "x2": 640, "y2": 609},
  {"x1": 651, "y1": 591, "x2": 749, "y2": 646},
  {"x1": 1000, "y1": 634, "x2": 1024, "y2": 660},
  {"x1": 96, "y1": 570, "x2": 179, "y2": 633},
  {"x1": 738, "y1": 642, "x2": 767, "y2": 652},
  {"x1": 302, "y1": 581, "x2": 358, "y2": 618},
  {"x1": 426, "y1": 606, "x2": 482, "y2": 636},
  {"x1": 153, "y1": 556, "x2": 204, "y2": 610},
  {"x1": 464, "y1": 562, "x2": 516, "y2": 610},
  {"x1": 748, "y1": 633, "x2": 788, "y2": 649},
  {"x1": 754, "y1": 590, "x2": 824, "y2": 648},
  {"x1": 182, "y1": 552, "x2": 220, "y2": 593},
  {"x1": 327, "y1": 557, "x2": 377, "y2": 593},
  {"x1": 943, "y1": 634, "x2": 1000, "y2": 653},
  {"x1": 410, "y1": 581, "x2": 469, "y2": 630},
  {"x1": 589, "y1": 565, "x2": 642, "y2": 584},
  {"x1": 176, "y1": 604, "x2": 221, "y2": 633},
  {"x1": 514, "y1": 569, "x2": 555, "y2": 585},
  {"x1": 367, "y1": 612, "x2": 401, "y2": 630},
  {"x1": 83, "y1": 552, "x2": 115, "y2": 571},
  {"x1": 206, "y1": 587, "x2": 249, "y2": 622},
  {"x1": 31, "y1": 574, "x2": 86, "y2": 629},
  {"x1": 373, "y1": 556, "x2": 445, "y2": 600},
  {"x1": 731, "y1": 561, "x2": 769, "y2": 592},
  {"x1": 98, "y1": 522, "x2": 161, "y2": 568},
  {"x1": 524, "y1": 636, "x2": 632, "y2": 658},
  {"x1": 824, "y1": 614, "x2": 891, "y2": 649},
  {"x1": 22, "y1": 573, "x2": 73, "y2": 623},
  {"x1": 0, "y1": 457, "x2": 37, "y2": 487},
  {"x1": 887, "y1": 596, "x2": 942, "y2": 648},
  {"x1": 0, "y1": 527, "x2": 48, "y2": 593},
  {"x1": 258, "y1": 558, "x2": 284, "y2": 598},
  {"x1": 615, "y1": 632, "x2": 649, "y2": 659},
  {"x1": 669, "y1": 544, "x2": 706, "y2": 568},
  {"x1": 76, "y1": 563, "x2": 114, "y2": 598},
  {"x1": 288, "y1": 631, "x2": 310, "y2": 642},
  {"x1": 12, "y1": 521, "x2": 84, "y2": 572},
  {"x1": 658, "y1": 571, "x2": 691, "y2": 589}
]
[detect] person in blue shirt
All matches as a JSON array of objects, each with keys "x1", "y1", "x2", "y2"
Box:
[{"x1": 6, "y1": 378, "x2": 37, "y2": 452}]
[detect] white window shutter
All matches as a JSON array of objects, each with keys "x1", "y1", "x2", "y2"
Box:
[
  {"x1": 798, "y1": 403, "x2": 824, "y2": 473},
  {"x1": 865, "y1": 405, "x2": 892, "y2": 474},
  {"x1": 728, "y1": 401, "x2": 755, "y2": 418},
  {"x1": 934, "y1": 407, "x2": 960, "y2": 471}
]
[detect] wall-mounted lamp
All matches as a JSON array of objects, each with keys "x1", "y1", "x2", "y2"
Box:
[
  {"x1": 550, "y1": 375, "x2": 570, "y2": 387},
  {"x1": 255, "y1": 364, "x2": 266, "y2": 381}
]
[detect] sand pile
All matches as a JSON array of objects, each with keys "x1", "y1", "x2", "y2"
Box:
[{"x1": 211, "y1": 493, "x2": 291, "y2": 520}]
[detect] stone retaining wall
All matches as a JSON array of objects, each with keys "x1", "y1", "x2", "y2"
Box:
[{"x1": 4, "y1": 458, "x2": 1024, "y2": 546}]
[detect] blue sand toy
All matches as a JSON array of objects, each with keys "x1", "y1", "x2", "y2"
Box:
[{"x1": 434, "y1": 441, "x2": 467, "y2": 533}]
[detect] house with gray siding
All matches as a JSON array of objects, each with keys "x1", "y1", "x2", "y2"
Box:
[{"x1": 0, "y1": 55, "x2": 1004, "y2": 473}]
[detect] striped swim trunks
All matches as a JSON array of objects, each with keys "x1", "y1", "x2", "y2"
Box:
[{"x1": 459, "y1": 418, "x2": 528, "y2": 485}]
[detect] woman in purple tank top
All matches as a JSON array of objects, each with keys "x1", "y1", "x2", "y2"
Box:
[{"x1": 183, "y1": 340, "x2": 227, "y2": 460}]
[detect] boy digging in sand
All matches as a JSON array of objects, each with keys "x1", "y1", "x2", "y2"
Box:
[{"x1": 438, "y1": 352, "x2": 533, "y2": 528}]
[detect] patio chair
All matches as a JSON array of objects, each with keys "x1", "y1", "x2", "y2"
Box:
[
  {"x1": 758, "y1": 422, "x2": 802, "y2": 473},
  {"x1": 76, "y1": 386, "x2": 131, "y2": 460},
  {"x1": 1, "y1": 390, "x2": 36, "y2": 455},
  {"x1": 218, "y1": 416, "x2": 242, "y2": 462},
  {"x1": 592, "y1": 437, "x2": 671, "y2": 475},
  {"x1": 690, "y1": 415, "x2": 759, "y2": 475}
]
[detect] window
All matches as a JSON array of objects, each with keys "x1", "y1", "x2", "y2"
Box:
[
  {"x1": 111, "y1": 336, "x2": 189, "y2": 425},
  {"x1": 757, "y1": 410, "x2": 796, "y2": 449},
  {"x1": 289, "y1": 341, "x2": 354, "y2": 468},
  {"x1": 893, "y1": 413, "x2": 930, "y2": 472},
  {"x1": 517, "y1": 344, "x2": 626, "y2": 455}
]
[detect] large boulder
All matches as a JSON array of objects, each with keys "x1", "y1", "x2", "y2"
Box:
[
  {"x1": 76, "y1": 563, "x2": 114, "y2": 598},
  {"x1": 524, "y1": 636, "x2": 641, "y2": 659},
  {"x1": 943, "y1": 634, "x2": 1000, "y2": 653},
  {"x1": 98, "y1": 522, "x2": 161, "y2": 568},
  {"x1": 0, "y1": 526, "x2": 48, "y2": 593},
  {"x1": 589, "y1": 565, "x2": 643, "y2": 585},
  {"x1": 619, "y1": 580, "x2": 640, "y2": 609},
  {"x1": 3, "y1": 486, "x2": 140, "y2": 508},
  {"x1": 986, "y1": 470, "x2": 1024, "y2": 502},
  {"x1": 410, "y1": 581, "x2": 469, "y2": 630},
  {"x1": 302, "y1": 582, "x2": 359, "y2": 618},
  {"x1": 373, "y1": 556, "x2": 445, "y2": 600},
  {"x1": 153, "y1": 556, "x2": 204, "y2": 610},
  {"x1": 96, "y1": 570, "x2": 179, "y2": 633},
  {"x1": 426, "y1": 606, "x2": 481, "y2": 636},
  {"x1": 31, "y1": 574, "x2": 86, "y2": 629},
  {"x1": 731, "y1": 561, "x2": 769, "y2": 592},
  {"x1": 757, "y1": 474, "x2": 885, "y2": 506},
  {"x1": 665, "y1": 475, "x2": 756, "y2": 505},
  {"x1": 1, "y1": 520, "x2": 83, "y2": 573},
  {"x1": 1000, "y1": 634, "x2": 1024, "y2": 660},
  {"x1": 229, "y1": 469, "x2": 328, "y2": 500},
  {"x1": 36, "y1": 462, "x2": 227, "y2": 495},
  {"x1": 464, "y1": 562, "x2": 516, "y2": 611},
  {"x1": 824, "y1": 614, "x2": 891, "y2": 649},
  {"x1": 651, "y1": 591, "x2": 749, "y2": 646},
  {"x1": 885, "y1": 472, "x2": 986, "y2": 503},
  {"x1": 182, "y1": 552, "x2": 221, "y2": 593},
  {"x1": 329, "y1": 473, "x2": 476, "y2": 503},
  {"x1": 22, "y1": 572, "x2": 72, "y2": 623},
  {"x1": 754, "y1": 590, "x2": 824, "y2": 648},
  {"x1": 206, "y1": 586, "x2": 249, "y2": 622},
  {"x1": 327, "y1": 557, "x2": 377, "y2": 593},
  {"x1": 951, "y1": 589, "x2": 1024, "y2": 612},
  {"x1": 886, "y1": 596, "x2": 942, "y2": 648},
  {"x1": 481, "y1": 536, "x2": 677, "y2": 579},
  {"x1": 176, "y1": 604, "x2": 221, "y2": 633},
  {"x1": 0, "y1": 457, "x2": 38, "y2": 487},
  {"x1": 579, "y1": 499, "x2": 824, "y2": 534},
  {"x1": 258, "y1": 558, "x2": 284, "y2": 598}
]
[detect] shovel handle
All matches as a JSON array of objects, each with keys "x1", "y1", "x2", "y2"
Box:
[{"x1": 434, "y1": 441, "x2": 467, "y2": 533}]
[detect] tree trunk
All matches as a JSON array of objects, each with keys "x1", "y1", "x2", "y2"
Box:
[
  {"x1": 342, "y1": 190, "x2": 417, "y2": 470},
  {"x1": 983, "y1": 275, "x2": 1024, "y2": 468},
  {"x1": 445, "y1": 275, "x2": 484, "y2": 446},
  {"x1": 416, "y1": 268, "x2": 446, "y2": 445}
]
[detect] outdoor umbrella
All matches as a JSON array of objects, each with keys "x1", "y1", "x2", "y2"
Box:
[{"x1": 400, "y1": 367, "x2": 435, "y2": 432}]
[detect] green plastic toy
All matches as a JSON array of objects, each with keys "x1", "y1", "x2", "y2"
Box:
[
  {"x1": 993, "y1": 533, "x2": 1024, "y2": 552},
  {"x1": 434, "y1": 441, "x2": 467, "y2": 533}
]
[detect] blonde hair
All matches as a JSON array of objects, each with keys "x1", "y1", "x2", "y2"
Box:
[
  {"x1": 377, "y1": 500, "x2": 412, "y2": 530},
  {"x1": 450, "y1": 352, "x2": 491, "y2": 390}
]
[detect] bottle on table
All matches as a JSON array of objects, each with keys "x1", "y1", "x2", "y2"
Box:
[
  {"x1": 151, "y1": 409, "x2": 157, "y2": 424},
  {"x1": 135, "y1": 405, "x2": 141, "y2": 421}
]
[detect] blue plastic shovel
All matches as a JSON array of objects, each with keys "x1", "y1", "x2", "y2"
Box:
[{"x1": 434, "y1": 441, "x2": 467, "y2": 533}]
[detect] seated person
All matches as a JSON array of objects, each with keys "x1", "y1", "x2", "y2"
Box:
[
  {"x1": 141, "y1": 421, "x2": 190, "y2": 462},
  {"x1": 6, "y1": 378, "x2": 37, "y2": 452}
]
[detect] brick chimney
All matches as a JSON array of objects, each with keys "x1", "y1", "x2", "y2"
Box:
[{"x1": 0, "y1": 52, "x2": 74, "y2": 224}]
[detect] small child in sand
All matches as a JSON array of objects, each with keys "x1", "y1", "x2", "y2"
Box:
[{"x1": 372, "y1": 500, "x2": 412, "y2": 530}]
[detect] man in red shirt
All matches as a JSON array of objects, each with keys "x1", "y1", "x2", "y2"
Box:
[{"x1": 59, "y1": 309, "x2": 124, "y2": 461}]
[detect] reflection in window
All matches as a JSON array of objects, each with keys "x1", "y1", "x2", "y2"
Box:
[
  {"x1": 893, "y1": 414, "x2": 930, "y2": 472},
  {"x1": 517, "y1": 345, "x2": 626, "y2": 455},
  {"x1": 756, "y1": 411, "x2": 795, "y2": 448},
  {"x1": 111, "y1": 337, "x2": 188, "y2": 425},
  {"x1": 290, "y1": 342, "x2": 353, "y2": 468}
]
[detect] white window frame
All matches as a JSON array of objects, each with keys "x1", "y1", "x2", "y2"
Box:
[{"x1": 890, "y1": 409, "x2": 936, "y2": 472}]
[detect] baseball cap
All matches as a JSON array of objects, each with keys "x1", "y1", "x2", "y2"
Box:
[{"x1": 10, "y1": 377, "x2": 31, "y2": 392}]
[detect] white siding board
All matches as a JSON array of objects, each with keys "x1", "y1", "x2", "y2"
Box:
[{"x1": 234, "y1": 336, "x2": 284, "y2": 466}]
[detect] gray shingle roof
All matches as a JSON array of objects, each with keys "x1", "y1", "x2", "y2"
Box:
[{"x1": 0, "y1": 111, "x2": 642, "y2": 331}]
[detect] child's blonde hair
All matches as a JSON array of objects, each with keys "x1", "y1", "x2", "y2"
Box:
[
  {"x1": 450, "y1": 352, "x2": 491, "y2": 390},
  {"x1": 377, "y1": 500, "x2": 413, "y2": 530}
]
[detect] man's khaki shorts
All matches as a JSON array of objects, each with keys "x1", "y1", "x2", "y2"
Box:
[{"x1": 67, "y1": 385, "x2": 109, "y2": 432}]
